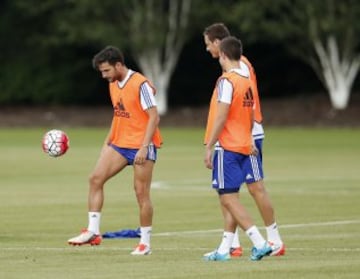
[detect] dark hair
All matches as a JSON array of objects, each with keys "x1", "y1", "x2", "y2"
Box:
[
  {"x1": 219, "y1": 36, "x2": 243, "y2": 61},
  {"x1": 203, "y1": 23, "x2": 230, "y2": 42},
  {"x1": 92, "y1": 46, "x2": 125, "y2": 70}
]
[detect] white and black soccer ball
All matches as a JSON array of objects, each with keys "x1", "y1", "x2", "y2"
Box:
[{"x1": 42, "y1": 129, "x2": 69, "y2": 157}]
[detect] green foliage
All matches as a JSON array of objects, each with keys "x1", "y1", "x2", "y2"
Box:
[
  {"x1": 0, "y1": 45, "x2": 101, "y2": 104},
  {"x1": 0, "y1": 0, "x2": 200, "y2": 105},
  {"x1": 1, "y1": 0, "x2": 360, "y2": 105},
  {"x1": 227, "y1": 0, "x2": 360, "y2": 60}
]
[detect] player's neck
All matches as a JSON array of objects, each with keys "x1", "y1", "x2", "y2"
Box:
[
  {"x1": 117, "y1": 67, "x2": 129, "y2": 81},
  {"x1": 224, "y1": 61, "x2": 240, "y2": 72}
]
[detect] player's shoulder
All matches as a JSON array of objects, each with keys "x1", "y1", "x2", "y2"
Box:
[
  {"x1": 227, "y1": 69, "x2": 250, "y2": 80},
  {"x1": 130, "y1": 70, "x2": 144, "y2": 80},
  {"x1": 241, "y1": 55, "x2": 257, "y2": 76},
  {"x1": 240, "y1": 55, "x2": 252, "y2": 67}
]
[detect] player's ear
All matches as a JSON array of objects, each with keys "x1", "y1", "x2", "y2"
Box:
[{"x1": 115, "y1": 61, "x2": 123, "y2": 70}]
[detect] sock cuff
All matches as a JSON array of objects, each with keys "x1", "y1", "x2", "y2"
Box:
[{"x1": 266, "y1": 222, "x2": 277, "y2": 230}]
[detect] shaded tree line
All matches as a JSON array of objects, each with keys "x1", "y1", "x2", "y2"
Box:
[{"x1": 0, "y1": 0, "x2": 359, "y2": 113}]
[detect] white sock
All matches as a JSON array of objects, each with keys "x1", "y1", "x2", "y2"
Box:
[
  {"x1": 87, "y1": 212, "x2": 101, "y2": 235},
  {"x1": 217, "y1": 231, "x2": 234, "y2": 254},
  {"x1": 140, "y1": 226, "x2": 152, "y2": 246},
  {"x1": 231, "y1": 227, "x2": 241, "y2": 248},
  {"x1": 245, "y1": 225, "x2": 266, "y2": 249},
  {"x1": 266, "y1": 222, "x2": 283, "y2": 245}
]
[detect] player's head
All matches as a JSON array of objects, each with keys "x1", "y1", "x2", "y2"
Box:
[
  {"x1": 203, "y1": 23, "x2": 230, "y2": 58},
  {"x1": 219, "y1": 36, "x2": 243, "y2": 70},
  {"x1": 92, "y1": 46, "x2": 126, "y2": 82}
]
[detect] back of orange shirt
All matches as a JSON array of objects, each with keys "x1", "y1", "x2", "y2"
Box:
[
  {"x1": 108, "y1": 72, "x2": 162, "y2": 149},
  {"x1": 241, "y1": 56, "x2": 263, "y2": 124},
  {"x1": 204, "y1": 70, "x2": 254, "y2": 155}
]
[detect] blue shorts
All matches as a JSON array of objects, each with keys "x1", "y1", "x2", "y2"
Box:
[
  {"x1": 244, "y1": 139, "x2": 264, "y2": 184},
  {"x1": 110, "y1": 144, "x2": 157, "y2": 165},
  {"x1": 212, "y1": 139, "x2": 264, "y2": 195}
]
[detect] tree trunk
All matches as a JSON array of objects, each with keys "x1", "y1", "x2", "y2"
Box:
[
  {"x1": 153, "y1": 74, "x2": 168, "y2": 115},
  {"x1": 313, "y1": 36, "x2": 360, "y2": 110},
  {"x1": 130, "y1": 0, "x2": 191, "y2": 115}
]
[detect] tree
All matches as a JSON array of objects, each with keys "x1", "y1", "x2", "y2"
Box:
[
  {"x1": 12, "y1": 0, "x2": 195, "y2": 114},
  {"x1": 122, "y1": 0, "x2": 192, "y2": 115},
  {"x1": 229, "y1": 0, "x2": 360, "y2": 110}
]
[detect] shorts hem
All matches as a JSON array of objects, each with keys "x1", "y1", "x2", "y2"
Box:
[{"x1": 216, "y1": 188, "x2": 239, "y2": 195}]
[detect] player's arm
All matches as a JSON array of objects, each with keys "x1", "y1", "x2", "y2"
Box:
[
  {"x1": 204, "y1": 78, "x2": 232, "y2": 169},
  {"x1": 104, "y1": 84, "x2": 115, "y2": 147},
  {"x1": 250, "y1": 108, "x2": 258, "y2": 156},
  {"x1": 206, "y1": 102, "x2": 229, "y2": 148},
  {"x1": 248, "y1": 88, "x2": 258, "y2": 156},
  {"x1": 204, "y1": 102, "x2": 229, "y2": 169},
  {"x1": 142, "y1": 106, "x2": 160, "y2": 148},
  {"x1": 135, "y1": 82, "x2": 160, "y2": 165},
  {"x1": 140, "y1": 81, "x2": 160, "y2": 147}
]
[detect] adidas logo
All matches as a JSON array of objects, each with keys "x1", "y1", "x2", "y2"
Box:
[
  {"x1": 212, "y1": 179, "x2": 218, "y2": 185},
  {"x1": 114, "y1": 98, "x2": 130, "y2": 118},
  {"x1": 243, "y1": 88, "x2": 254, "y2": 107},
  {"x1": 246, "y1": 174, "x2": 253, "y2": 180}
]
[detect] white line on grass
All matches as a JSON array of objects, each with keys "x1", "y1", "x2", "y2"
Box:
[
  {"x1": 1, "y1": 218, "x2": 359, "y2": 253},
  {"x1": 152, "y1": 219, "x2": 360, "y2": 236},
  {"x1": 1, "y1": 247, "x2": 360, "y2": 252}
]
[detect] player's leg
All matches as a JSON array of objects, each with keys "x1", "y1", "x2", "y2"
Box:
[
  {"x1": 220, "y1": 192, "x2": 242, "y2": 257},
  {"x1": 221, "y1": 203, "x2": 243, "y2": 257},
  {"x1": 219, "y1": 192, "x2": 272, "y2": 261},
  {"x1": 88, "y1": 145, "x2": 128, "y2": 212},
  {"x1": 208, "y1": 190, "x2": 242, "y2": 258},
  {"x1": 203, "y1": 148, "x2": 238, "y2": 261},
  {"x1": 245, "y1": 139, "x2": 285, "y2": 255},
  {"x1": 247, "y1": 181, "x2": 285, "y2": 255},
  {"x1": 204, "y1": 203, "x2": 237, "y2": 257},
  {"x1": 230, "y1": 228, "x2": 243, "y2": 257},
  {"x1": 204, "y1": 148, "x2": 250, "y2": 261},
  {"x1": 68, "y1": 144, "x2": 128, "y2": 246},
  {"x1": 131, "y1": 160, "x2": 155, "y2": 255},
  {"x1": 215, "y1": 150, "x2": 271, "y2": 261},
  {"x1": 247, "y1": 180, "x2": 274, "y2": 226}
]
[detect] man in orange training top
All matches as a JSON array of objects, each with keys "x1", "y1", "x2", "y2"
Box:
[
  {"x1": 203, "y1": 23, "x2": 285, "y2": 258},
  {"x1": 68, "y1": 46, "x2": 162, "y2": 256},
  {"x1": 203, "y1": 36, "x2": 272, "y2": 261}
]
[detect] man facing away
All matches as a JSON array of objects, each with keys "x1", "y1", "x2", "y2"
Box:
[
  {"x1": 203, "y1": 23, "x2": 285, "y2": 258},
  {"x1": 203, "y1": 36, "x2": 272, "y2": 261},
  {"x1": 68, "y1": 46, "x2": 162, "y2": 256}
]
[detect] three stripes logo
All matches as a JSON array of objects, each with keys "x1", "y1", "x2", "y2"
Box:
[{"x1": 243, "y1": 88, "x2": 254, "y2": 107}]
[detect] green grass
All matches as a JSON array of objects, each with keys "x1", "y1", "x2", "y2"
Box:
[{"x1": 0, "y1": 127, "x2": 360, "y2": 279}]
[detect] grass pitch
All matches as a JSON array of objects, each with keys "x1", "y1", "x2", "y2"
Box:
[{"x1": 0, "y1": 127, "x2": 360, "y2": 279}]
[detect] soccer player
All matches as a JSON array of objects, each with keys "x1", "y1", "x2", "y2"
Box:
[
  {"x1": 68, "y1": 46, "x2": 162, "y2": 256},
  {"x1": 203, "y1": 36, "x2": 272, "y2": 261},
  {"x1": 203, "y1": 23, "x2": 285, "y2": 258}
]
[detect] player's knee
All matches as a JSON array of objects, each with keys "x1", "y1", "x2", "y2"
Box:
[
  {"x1": 89, "y1": 172, "x2": 104, "y2": 187},
  {"x1": 135, "y1": 191, "x2": 152, "y2": 209},
  {"x1": 247, "y1": 180, "x2": 265, "y2": 196},
  {"x1": 219, "y1": 197, "x2": 233, "y2": 209},
  {"x1": 134, "y1": 184, "x2": 149, "y2": 198}
]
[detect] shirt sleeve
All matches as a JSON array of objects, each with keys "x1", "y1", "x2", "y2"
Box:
[
  {"x1": 217, "y1": 78, "x2": 233, "y2": 104},
  {"x1": 140, "y1": 82, "x2": 157, "y2": 110}
]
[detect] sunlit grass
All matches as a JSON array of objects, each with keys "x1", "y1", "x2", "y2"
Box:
[{"x1": 0, "y1": 127, "x2": 359, "y2": 279}]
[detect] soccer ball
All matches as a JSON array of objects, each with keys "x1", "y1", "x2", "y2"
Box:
[{"x1": 42, "y1": 129, "x2": 69, "y2": 157}]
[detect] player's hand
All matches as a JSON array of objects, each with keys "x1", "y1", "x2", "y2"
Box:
[
  {"x1": 204, "y1": 146, "x2": 213, "y2": 169},
  {"x1": 134, "y1": 147, "x2": 148, "y2": 165},
  {"x1": 250, "y1": 144, "x2": 258, "y2": 156}
]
